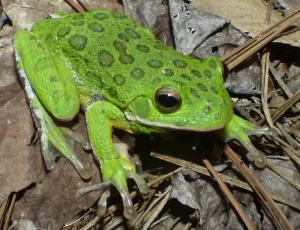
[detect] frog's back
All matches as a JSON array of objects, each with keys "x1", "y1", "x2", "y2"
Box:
[{"x1": 33, "y1": 9, "x2": 228, "y2": 111}]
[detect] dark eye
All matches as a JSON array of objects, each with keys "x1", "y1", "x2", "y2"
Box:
[{"x1": 154, "y1": 88, "x2": 182, "y2": 113}]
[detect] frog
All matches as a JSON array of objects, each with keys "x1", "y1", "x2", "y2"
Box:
[{"x1": 14, "y1": 9, "x2": 270, "y2": 219}]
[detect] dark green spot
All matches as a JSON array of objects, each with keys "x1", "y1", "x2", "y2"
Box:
[
  {"x1": 111, "y1": 12, "x2": 127, "y2": 19},
  {"x1": 83, "y1": 57, "x2": 89, "y2": 64},
  {"x1": 88, "y1": 22, "x2": 104, "y2": 32},
  {"x1": 108, "y1": 87, "x2": 118, "y2": 99},
  {"x1": 136, "y1": 44, "x2": 150, "y2": 53},
  {"x1": 113, "y1": 75, "x2": 126, "y2": 86},
  {"x1": 204, "y1": 69, "x2": 212, "y2": 78},
  {"x1": 94, "y1": 12, "x2": 108, "y2": 20},
  {"x1": 118, "y1": 33, "x2": 130, "y2": 42},
  {"x1": 190, "y1": 88, "x2": 201, "y2": 99},
  {"x1": 172, "y1": 80, "x2": 185, "y2": 87},
  {"x1": 173, "y1": 59, "x2": 187, "y2": 68},
  {"x1": 46, "y1": 34, "x2": 54, "y2": 40},
  {"x1": 113, "y1": 40, "x2": 126, "y2": 51},
  {"x1": 65, "y1": 95, "x2": 72, "y2": 102},
  {"x1": 151, "y1": 77, "x2": 161, "y2": 84},
  {"x1": 211, "y1": 86, "x2": 218, "y2": 94},
  {"x1": 57, "y1": 27, "x2": 71, "y2": 38},
  {"x1": 49, "y1": 75, "x2": 58, "y2": 82},
  {"x1": 191, "y1": 69, "x2": 202, "y2": 78},
  {"x1": 119, "y1": 54, "x2": 134, "y2": 64},
  {"x1": 68, "y1": 34, "x2": 87, "y2": 51},
  {"x1": 130, "y1": 68, "x2": 145, "y2": 80},
  {"x1": 35, "y1": 58, "x2": 52, "y2": 71},
  {"x1": 209, "y1": 60, "x2": 218, "y2": 69},
  {"x1": 125, "y1": 28, "x2": 141, "y2": 39},
  {"x1": 207, "y1": 98, "x2": 213, "y2": 103},
  {"x1": 114, "y1": 40, "x2": 134, "y2": 64},
  {"x1": 181, "y1": 74, "x2": 191, "y2": 81},
  {"x1": 162, "y1": 69, "x2": 174, "y2": 76},
  {"x1": 197, "y1": 83, "x2": 208, "y2": 91},
  {"x1": 71, "y1": 21, "x2": 84, "y2": 26},
  {"x1": 73, "y1": 14, "x2": 85, "y2": 20},
  {"x1": 98, "y1": 50, "x2": 114, "y2": 67},
  {"x1": 185, "y1": 98, "x2": 194, "y2": 106},
  {"x1": 147, "y1": 59, "x2": 163, "y2": 69}
]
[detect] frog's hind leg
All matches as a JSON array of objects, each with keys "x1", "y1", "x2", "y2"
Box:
[
  {"x1": 15, "y1": 30, "x2": 90, "y2": 179},
  {"x1": 31, "y1": 97, "x2": 91, "y2": 179},
  {"x1": 216, "y1": 115, "x2": 271, "y2": 168}
]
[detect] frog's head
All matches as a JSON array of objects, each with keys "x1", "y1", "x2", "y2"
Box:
[{"x1": 124, "y1": 57, "x2": 233, "y2": 132}]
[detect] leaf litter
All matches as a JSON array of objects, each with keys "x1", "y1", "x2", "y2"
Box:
[{"x1": 0, "y1": 0, "x2": 300, "y2": 229}]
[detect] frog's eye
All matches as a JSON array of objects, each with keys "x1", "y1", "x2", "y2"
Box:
[{"x1": 154, "y1": 88, "x2": 182, "y2": 113}]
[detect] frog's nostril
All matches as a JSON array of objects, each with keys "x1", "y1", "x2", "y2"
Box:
[{"x1": 205, "y1": 105, "x2": 212, "y2": 112}]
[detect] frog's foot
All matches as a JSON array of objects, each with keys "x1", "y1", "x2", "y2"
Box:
[
  {"x1": 99, "y1": 157, "x2": 149, "y2": 219},
  {"x1": 216, "y1": 115, "x2": 270, "y2": 168},
  {"x1": 32, "y1": 98, "x2": 91, "y2": 179}
]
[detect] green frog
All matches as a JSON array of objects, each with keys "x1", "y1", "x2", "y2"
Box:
[{"x1": 14, "y1": 9, "x2": 269, "y2": 219}]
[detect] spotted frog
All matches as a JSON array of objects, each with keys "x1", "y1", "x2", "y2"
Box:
[{"x1": 14, "y1": 9, "x2": 269, "y2": 219}]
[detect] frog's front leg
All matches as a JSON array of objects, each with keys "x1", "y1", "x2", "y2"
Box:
[
  {"x1": 86, "y1": 101, "x2": 149, "y2": 219},
  {"x1": 216, "y1": 115, "x2": 271, "y2": 168}
]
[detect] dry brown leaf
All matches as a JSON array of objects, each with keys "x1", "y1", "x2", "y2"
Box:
[
  {"x1": 191, "y1": 0, "x2": 300, "y2": 46},
  {"x1": 12, "y1": 154, "x2": 101, "y2": 229},
  {"x1": 0, "y1": 43, "x2": 47, "y2": 205}
]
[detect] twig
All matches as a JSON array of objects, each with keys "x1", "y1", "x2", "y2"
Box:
[
  {"x1": 203, "y1": 159, "x2": 256, "y2": 230},
  {"x1": 64, "y1": 0, "x2": 86, "y2": 12},
  {"x1": 271, "y1": 90, "x2": 300, "y2": 123},
  {"x1": 224, "y1": 144, "x2": 294, "y2": 230},
  {"x1": 142, "y1": 187, "x2": 171, "y2": 230},
  {"x1": 221, "y1": 9, "x2": 300, "y2": 70},
  {"x1": 261, "y1": 51, "x2": 274, "y2": 128},
  {"x1": 150, "y1": 153, "x2": 299, "y2": 210}
]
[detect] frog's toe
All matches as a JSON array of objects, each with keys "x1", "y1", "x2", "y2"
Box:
[
  {"x1": 76, "y1": 164, "x2": 92, "y2": 180},
  {"x1": 97, "y1": 189, "x2": 110, "y2": 217},
  {"x1": 128, "y1": 172, "x2": 149, "y2": 194},
  {"x1": 115, "y1": 187, "x2": 137, "y2": 219},
  {"x1": 102, "y1": 175, "x2": 138, "y2": 219},
  {"x1": 100, "y1": 158, "x2": 148, "y2": 218},
  {"x1": 246, "y1": 126, "x2": 277, "y2": 138},
  {"x1": 88, "y1": 180, "x2": 137, "y2": 219},
  {"x1": 246, "y1": 150, "x2": 267, "y2": 168}
]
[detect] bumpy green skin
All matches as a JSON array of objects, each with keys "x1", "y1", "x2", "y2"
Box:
[{"x1": 14, "y1": 9, "x2": 266, "y2": 219}]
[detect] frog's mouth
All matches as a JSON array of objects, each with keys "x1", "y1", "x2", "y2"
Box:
[{"x1": 124, "y1": 112, "x2": 226, "y2": 132}]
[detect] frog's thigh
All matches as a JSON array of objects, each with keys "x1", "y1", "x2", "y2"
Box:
[{"x1": 14, "y1": 30, "x2": 80, "y2": 121}]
